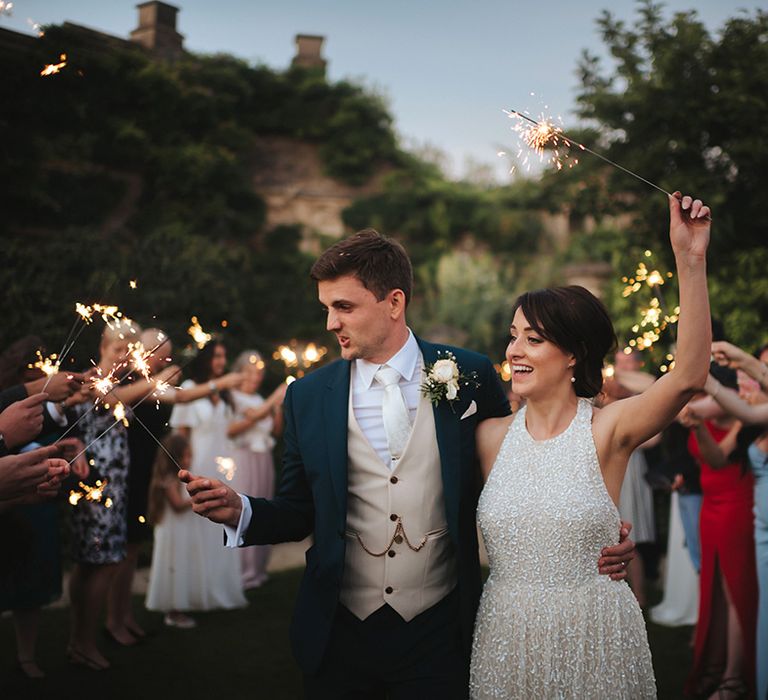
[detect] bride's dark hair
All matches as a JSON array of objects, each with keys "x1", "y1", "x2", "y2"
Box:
[{"x1": 511, "y1": 286, "x2": 617, "y2": 398}]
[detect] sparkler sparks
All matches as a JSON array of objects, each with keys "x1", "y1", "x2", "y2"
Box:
[
  {"x1": 27, "y1": 18, "x2": 44, "y2": 36},
  {"x1": 503, "y1": 109, "x2": 582, "y2": 173},
  {"x1": 69, "y1": 479, "x2": 111, "y2": 507},
  {"x1": 215, "y1": 456, "x2": 237, "y2": 482},
  {"x1": 113, "y1": 401, "x2": 129, "y2": 427},
  {"x1": 29, "y1": 350, "x2": 60, "y2": 377},
  {"x1": 504, "y1": 107, "x2": 675, "y2": 197},
  {"x1": 129, "y1": 341, "x2": 153, "y2": 380},
  {"x1": 40, "y1": 53, "x2": 67, "y2": 77},
  {"x1": 188, "y1": 316, "x2": 212, "y2": 349}
]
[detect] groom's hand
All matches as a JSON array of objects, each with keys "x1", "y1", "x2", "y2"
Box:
[
  {"x1": 598, "y1": 520, "x2": 635, "y2": 581},
  {"x1": 179, "y1": 469, "x2": 242, "y2": 529}
]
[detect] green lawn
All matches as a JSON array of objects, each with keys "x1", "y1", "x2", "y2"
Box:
[{"x1": 1, "y1": 568, "x2": 692, "y2": 699}]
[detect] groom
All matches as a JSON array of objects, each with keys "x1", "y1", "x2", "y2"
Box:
[{"x1": 181, "y1": 229, "x2": 634, "y2": 698}]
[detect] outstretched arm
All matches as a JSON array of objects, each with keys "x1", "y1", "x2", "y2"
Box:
[
  {"x1": 705, "y1": 374, "x2": 768, "y2": 425},
  {"x1": 712, "y1": 340, "x2": 768, "y2": 391},
  {"x1": 601, "y1": 193, "x2": 712, "y2": 452}
]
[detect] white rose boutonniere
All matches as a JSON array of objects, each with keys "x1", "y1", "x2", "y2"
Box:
[{"x1": 421, "y1": 351, "x2": 479, "y2": 407}]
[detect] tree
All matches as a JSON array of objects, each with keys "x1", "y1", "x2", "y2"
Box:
[{"x1": 553, "y1": 2, "x2": 768, "y2": 348}]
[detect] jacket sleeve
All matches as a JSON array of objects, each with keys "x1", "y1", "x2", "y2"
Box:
[
  {"x1": 476, "y1": 357, "x2": 511, "y2": 421},
  {"x1": 243, "y1": 382, "x2": 315, "y2": 545}
]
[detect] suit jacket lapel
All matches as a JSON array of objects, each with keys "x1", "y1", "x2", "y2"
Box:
[
  {"x1": 324, "y1": 360, "x2": 351, "y2": 523},
  {"x1": 417, "y1": 337, "x2": 461, "y2": 542}
]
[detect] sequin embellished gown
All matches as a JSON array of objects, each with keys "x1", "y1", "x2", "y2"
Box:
[{"x1": 470, "y1": 399, "x2": 656, "y2": 699}]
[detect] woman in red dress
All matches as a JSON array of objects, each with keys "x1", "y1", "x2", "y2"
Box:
[{"x1": 685, "y1": 414, "x2": 758, "y2": 699}]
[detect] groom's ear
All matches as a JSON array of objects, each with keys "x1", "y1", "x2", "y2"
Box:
[{"x1": 387, "y1": 289, "x2": 407, "y2": 320}]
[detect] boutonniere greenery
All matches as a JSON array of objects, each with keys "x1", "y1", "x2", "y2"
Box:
[{"x1": 421, "y1": 351, "x2": 479, "y2": 407}]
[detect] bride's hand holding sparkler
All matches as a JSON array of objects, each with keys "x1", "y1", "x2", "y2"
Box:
[
  {"x1": 668, "y1": 192, "x2": 711, "y2": 266},
  {"x1": 179, "y1": 470, "x2": 242, "y2": 529}
]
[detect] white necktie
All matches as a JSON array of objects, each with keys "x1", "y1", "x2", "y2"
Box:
[{"x1": 374, "y1": 365, "x2": 412, "y2": 463}]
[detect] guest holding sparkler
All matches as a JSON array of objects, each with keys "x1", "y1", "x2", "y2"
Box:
[
  {"x1": 145, "y1": 432, "x2": 202, "y2": 628},
  {"x1": 169, "y1": 339, "x2": 247, "y2": 610},
  {"x1": 227, "y1": 350, "x2": 287, "y2": 589},
  {"x1": 0, "y1": 336, "x2": 85, "y2": 679},
  {"x1": 107, "y1": 328, "x2": 243, "y2": 644},
  {"x1": 701, "y1": 341, "x2": 768, "y2": 700},
  {"x1": 680, "y1": 373, "x2": 759, "y2": 700},
  {"x1": 67, "y1": 320, "x2": 177, "y2": 668}
]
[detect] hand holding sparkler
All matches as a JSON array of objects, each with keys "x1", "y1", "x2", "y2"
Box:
[
  {"x1": 57, "y1": 437, "x2": 90, "y2": 479},
  {"x1": 0, "y1": 393, "x2": 47, "y2": 450},
  {"x1": 0, "y1": 445, "x2": 68, "y2": 506},
  {"x1": 179, "y1": 470, "x2": 242, "y2": 529},
  {"x1": 26, "y1": 370, "x2": 84, "y2": 402},
  {"x1": 668, "y1": 192, "x2": 711, "y2": 265}
]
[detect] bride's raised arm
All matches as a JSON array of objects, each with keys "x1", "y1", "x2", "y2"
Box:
[{"x1": 600, "y1": 192, "x2": 712, "y2": 451}]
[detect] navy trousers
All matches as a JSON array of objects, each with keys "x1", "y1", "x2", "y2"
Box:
[{"x1": 304, "y1": 589, "x2": 469, "y2": 700}]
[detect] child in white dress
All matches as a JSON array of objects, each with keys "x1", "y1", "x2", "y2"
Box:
[{"x1": 145, "y1": 433, "x2": 202, "y2": 628}]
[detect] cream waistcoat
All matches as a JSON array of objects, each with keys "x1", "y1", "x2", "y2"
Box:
[{"x1": 340, "y1": 384, "x2": 457, "y2": 621}]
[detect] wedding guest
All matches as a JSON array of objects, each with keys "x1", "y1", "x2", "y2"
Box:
[
  {"x1": 683, "y1": 387, "x2": 758, "y2": 699},
  {"x1": 0, "y1": 336, "x2": 82, "y2": 679},
  {"x1": 145, "y1": 433, "x2": 201, "y2": 628},
  {"x1": 66, "y1": 319, "x2": 177, "y2": 668},
  {"x1": 228, "y1": 350, "x2": 286, "y2": 589},
  {"x1": 703, "y1": 342, "x2": 768, "y2": 700},
  {"x1": 106, "y1": 329, "x2": 243, "y2": 644},
  {"x1": 169, "y1": 339, "x2": 246, "y2": 610}
]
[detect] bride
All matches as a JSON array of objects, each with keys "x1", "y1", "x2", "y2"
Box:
[{"x1": 470, "y1": 192, "x2": 711, "y2": 699}]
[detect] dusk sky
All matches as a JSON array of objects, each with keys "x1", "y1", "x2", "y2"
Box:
[{"x1": 3, "y1": 0, "x2": 760, "y2": 179}]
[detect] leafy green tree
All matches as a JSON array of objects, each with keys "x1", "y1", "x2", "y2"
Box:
[{"x1": 550, "y1": 2, "x2": 768, "y2": 348}]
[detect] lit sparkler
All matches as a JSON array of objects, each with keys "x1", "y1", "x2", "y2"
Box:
[
  {"x1": 40, "y1": 53, "x2": 67, "y2": 77},
  {"x1": 129, "y1": 341, "x2": 153, "y2": 380},
  {"x1": 69, "y1": 479, "x2": 111, "y2": 507},
  {"x1": 504, "y1": 108, "x2": 675, "y2": 197},
  {"x1": 188, "y1": 316, "x2": 212, "y2": 349},
  {"x1": 215, "y1": 456, "x2": 237, "y2": 482},
  {"x1": 113, "y1": 401, "x2": 129, "y2": 427},
  {"x1": 273, "y1": 341, "x2": 327, "y2": 378},
  {"x1": 129, "y1": 279, "x2": 138, "y2": 289},
  {"x1": 27, "y1": 18, "x2": 44, "y2": 36},
  {"x1": 29, "y1": 350, "x2": 60, "y2": 377}
]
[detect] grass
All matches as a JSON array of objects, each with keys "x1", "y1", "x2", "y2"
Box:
[{"x1": 1, "y1": 568, "x2": 692, "y2": 699}]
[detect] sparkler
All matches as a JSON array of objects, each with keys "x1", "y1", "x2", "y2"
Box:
[
  {"x1": 29, "y1": 350, "x2": 60, "y2": 377},
  {"x1": 40, "y1": 53, "x2": 67, "y2": 77},
  {"x1": 68, "y1": 479, "x2": 112, "y2": 508},
  {"x1": 215, "y1": 456, "x2": 237, "y2": 482},
  {"x1": 113, "y1": 401, "x2": 129, "y2": 427},
  {"x1": 27, "y1": 18, "x2": 44, "y2": 36},
  {"x1": 273, "y1": 341, "x2": 327, "y2": 378},
  {"x1": 504, "y1": 108, "x2": 673, "y2": 197},
  {"x1": 188, "y1": 316, "x2": 211, "y2": 349}
]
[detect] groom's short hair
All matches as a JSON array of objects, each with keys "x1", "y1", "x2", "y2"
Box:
[{"x1": 310, "y1": 229, "x2": 413, "y2": 307}]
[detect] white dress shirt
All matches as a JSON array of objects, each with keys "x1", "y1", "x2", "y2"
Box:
[{"x1": 225, "y1": 330, "x2": 422, "y2": 547}]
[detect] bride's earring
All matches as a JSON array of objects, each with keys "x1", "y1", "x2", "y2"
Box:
[
  {"x1": 569, "y1": 364, "x2": 576, "y2": 383},
  {"x1": 570, "y1": 376, "x2": 576, "y2": 383}
]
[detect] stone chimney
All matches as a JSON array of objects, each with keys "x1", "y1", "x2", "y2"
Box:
[
  {"x1": 130, "y1": 1, "x2": 184, "y2": 60},
  {"x1": 291, "y1": 34, "x2": 326, "y2": 73}
]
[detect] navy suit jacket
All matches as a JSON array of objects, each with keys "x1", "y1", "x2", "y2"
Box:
[{"x1": 243, "y1": 337, "x2": 511, "y2": 674}]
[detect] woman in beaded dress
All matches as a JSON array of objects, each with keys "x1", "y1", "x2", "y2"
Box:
[{"x1": 470, "y1": 193, "x2": 712, "y2": 699}]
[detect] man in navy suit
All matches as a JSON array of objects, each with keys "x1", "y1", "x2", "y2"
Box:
[{"x1": 181, "y1": 230, "x2": 634, "y2": 698}]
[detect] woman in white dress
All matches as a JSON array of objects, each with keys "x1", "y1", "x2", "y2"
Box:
[
  {"x1": 228, "y1": 351, "x2": 287, "y2": 589},
  {"x1": 169, "y1": 340, "x2": 246, "y2": 610},
  {"x1": 470, "y1": 192, "x2": 712, "y2": 699}
]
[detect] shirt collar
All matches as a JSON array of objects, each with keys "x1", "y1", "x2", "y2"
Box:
[{"x1": 355, "y1": 329, "x2": 420, "y2": 390}]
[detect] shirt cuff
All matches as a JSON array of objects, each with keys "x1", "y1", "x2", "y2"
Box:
[
  {"x1": 46, "y1": 401, "x2": 68, "y2": 427},
  {"x1": 223, "y1": 493, "x2": 252, "y2": 547}
]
